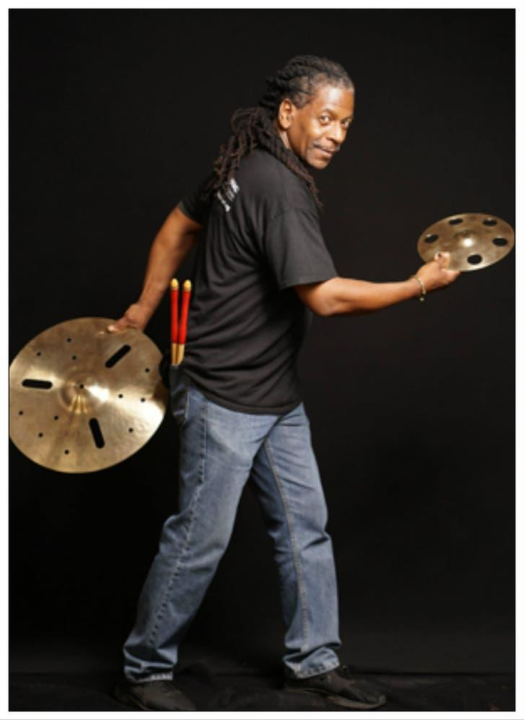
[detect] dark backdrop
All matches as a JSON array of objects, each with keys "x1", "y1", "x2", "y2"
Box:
[{"x1": 9, "y1": 9, "x2": 515, "y2": 675}]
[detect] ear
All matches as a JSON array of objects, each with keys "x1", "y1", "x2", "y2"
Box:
[{"x1": 276, "y1": 98, "x2": 295, "y2": 130}]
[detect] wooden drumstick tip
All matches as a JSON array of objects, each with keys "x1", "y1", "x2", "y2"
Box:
[
  {"x1": 183, "y1": 280, "x2": 192, "y2": 292},
  {"x1": 171, "y1": 278, "x2": 179, "y2": 290},
  {"x1": 171, "y1": 343, "x2": 179, "y2": 365}
]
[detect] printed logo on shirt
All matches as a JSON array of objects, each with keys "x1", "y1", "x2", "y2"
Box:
[{"x1": 216, "y1": 178, "x2": 240, "y2": 212}]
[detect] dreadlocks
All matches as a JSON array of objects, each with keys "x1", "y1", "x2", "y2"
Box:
[{"x1": 202, "y1": 55, "x2": 354, "y2": 213}]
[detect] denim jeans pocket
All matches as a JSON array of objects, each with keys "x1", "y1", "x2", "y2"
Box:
[{"x1": 169, "y1": 365, "x2": 190, "y2": 427}]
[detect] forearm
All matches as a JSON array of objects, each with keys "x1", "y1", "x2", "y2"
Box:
[
  {"x1": 107, "y1": 206, "x2": 202, "y2": 333},
  {"x1": 136, "y1": 209, "x2": 199, "y2": 317},
  {"x1": 317, "y1": 276, "x2": 421, "y2": 316}
]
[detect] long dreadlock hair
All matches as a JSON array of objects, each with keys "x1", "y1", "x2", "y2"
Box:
[{"x1": 202, "y1": 55, "x2": 354, "y2": 213}]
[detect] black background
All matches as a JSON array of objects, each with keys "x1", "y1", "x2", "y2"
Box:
[{"x1": 9, "y1": 9, "x2": 515, "y2": 675}]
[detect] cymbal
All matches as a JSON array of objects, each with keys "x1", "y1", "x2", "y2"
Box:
[
  {"x1": 9, "y1": 317, "x2": 168, "y2": 473},
  {"x1": 417, "y1": 213, "x2": 514, "y2": 271}
]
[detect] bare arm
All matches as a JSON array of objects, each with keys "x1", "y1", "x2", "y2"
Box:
[
  {"x1": 108, "y1": 205, "x2": 202, "y2": 332},
  {"x1": 295, "y1": 252, "x2": 460, "y2": 316}
]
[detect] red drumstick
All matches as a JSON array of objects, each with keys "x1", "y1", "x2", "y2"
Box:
[
  {"x1": 176, "y1": 280, "x2": 192, "y2": 365},
  {"x1": 170, "y1": 278, "x2": 179, "y2": 365}
]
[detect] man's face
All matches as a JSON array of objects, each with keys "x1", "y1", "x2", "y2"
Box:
[{"x1": 277, "y1": 84, "x2": 355, "y2": 170}]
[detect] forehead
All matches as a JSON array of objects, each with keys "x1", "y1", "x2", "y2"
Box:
[{"x1": 308, "y1": 84, "x2": 354, "y2": 115}]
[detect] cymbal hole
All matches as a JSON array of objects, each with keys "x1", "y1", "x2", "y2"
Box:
[
  {"x1": 449, "y1": 218, "x2": 463, "y2": 225},
  {"x1": 36, "y1": 352, "x2": 42, "y2": 356},
  {"x1": 89, "y1": 418, "x2": 105, "y2": 449},
  {"x1": 54, "y1": 416, "x2": 59, "y2": 420},
  {"x1": 467, "y1": 254, "x2": 483, "y2": 265},
  {"x1": 105, "y1": 345, "x2": 132, "y2": 368},
  {"x1": 493, "y1": 237, "x2": 508, "y2": 247},
  {"x1": 38, "y1": 433, "x2": 43, "y2": 438},
  {"x1": 425, "y1": 234, "x2": 439, "y2": 244},
  {"x1": 118, "y1": 393, "x2": 124, "y2": 399},
  {"x1": 145, "y1": 368, "x2": 150, "y2": 373},
  {"x1": 140, "y1": 398, "x2": 146, "y2": 403},
  {"x1": 72, "y1": 355, "x2": 78, "y2": 361},
  {"x1": 483, "y1": 219, "x2": 498, "y2": 226},
  {"x1": 64, "y1": 449, "x2": 70, "y2": 455},
  {"x1": 19, "y1": 411, "x2": 23, "y2": 415},
  {"x1": 22, "y1": 379, "x2": 53, "y2": 389},
  {"x1": 128, "y1": 428, "x2": 134, "y2": 433}
]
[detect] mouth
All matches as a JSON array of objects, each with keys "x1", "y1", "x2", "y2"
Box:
[{"x1": 314, "y1": 145, "x2": 338, "y2": 158}]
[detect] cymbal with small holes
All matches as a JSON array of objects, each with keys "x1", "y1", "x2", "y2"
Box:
[
  {"x1": 9, "y1": 317, "x2": 168, "y2": 473},
  {"x1": 417, "y1": 213, "x2": 515, "y2": 271}
]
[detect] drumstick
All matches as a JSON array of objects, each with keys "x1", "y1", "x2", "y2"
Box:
[
  {"x1": 176, "y1": 280, "x2": 192, "y2": 365},
  {"x1": 170, "y1": 278, "x2": 179, "y2": 365}
]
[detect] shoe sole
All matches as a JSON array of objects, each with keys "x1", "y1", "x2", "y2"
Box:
[
  {"x1": 284, "y1": 686, "x2": 387, "y2": 710},
  {"x1": 113, "y1": 685, "x2": 195, "y2": 712}
]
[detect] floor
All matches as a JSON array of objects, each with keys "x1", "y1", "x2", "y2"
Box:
[
  {"x1": 9, "y1": 666, "x2": 515, "y2": 711},
  {"x1": 9, "y1": 634, "x2": 515, "y2": 711}
]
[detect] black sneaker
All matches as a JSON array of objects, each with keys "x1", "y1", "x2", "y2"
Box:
[
  {"x1": 113, "y1": 677, "x2": 196, "y2": 711},
  {"x1": 283, "y1": 664, "x2": 387, "y2": 709}
]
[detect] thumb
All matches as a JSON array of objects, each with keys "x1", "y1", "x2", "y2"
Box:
[
  {"x1": 106, "y1": 318, "x2": 128, "y2": 333},
  {"x1": 435, "y1": 251, "x2": 451, "y2": 268}
]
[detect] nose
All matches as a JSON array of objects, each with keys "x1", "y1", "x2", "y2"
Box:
[{"x1": 328, "y1": 123, "x2": 346, "y2": 146}]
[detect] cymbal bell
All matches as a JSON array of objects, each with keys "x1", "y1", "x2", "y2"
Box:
[
  {"x1": 417, "y1": 213, "x2": 514, "y2": 271},
  {"x1": 9, "y1": 317, "x2": 168, "y2": 473}
]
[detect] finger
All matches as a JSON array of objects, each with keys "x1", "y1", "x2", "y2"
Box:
[{"x1": 435, "y1": 251, "x2": 451, "y2": 268}]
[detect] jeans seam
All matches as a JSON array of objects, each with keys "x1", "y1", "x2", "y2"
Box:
[
  {"x1": 199, "y1": 395, "x2": 207, "y2": 483},
  {"x1": 264, "y1": 437, "x2": 309, "y2": 652},
  {"x1": 147, "y1": 397, "x2": 208, "y2": 648},
  {"x1": 128, "y1": 671, "x2": 174, "y2": 684},
  {"x1": 183, "y1": 388, "x2": 190, "y2": 425},
  {"x1": 288, "y1": 657, "x2": 341, "y2": 680}
]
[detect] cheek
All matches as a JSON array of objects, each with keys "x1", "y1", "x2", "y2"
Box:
[
  {"x1": 301, "y1": 124, "x2": 321, "y2": 151},
  {"x1": 307, "y1": 124, "x2": 324, "y2": 144},
  {"x1": 290, "y1": 126, "x2": 309, "y2": 152}
]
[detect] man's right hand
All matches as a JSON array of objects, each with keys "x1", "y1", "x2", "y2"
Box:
[{"x1": 107, "y1": 303, "x2": 152, "y2": 333}]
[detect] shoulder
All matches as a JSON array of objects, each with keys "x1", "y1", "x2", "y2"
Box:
[
  {"x1": 236, "y1": 149, "x2": 314, "y2": 213},
  {"x1": 237, "y1": 149, "x2": 286, "y2": 185}
]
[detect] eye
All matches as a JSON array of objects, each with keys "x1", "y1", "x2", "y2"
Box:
[{"x1": 319, "y1": 115, "x2": 330, "y2": 123}]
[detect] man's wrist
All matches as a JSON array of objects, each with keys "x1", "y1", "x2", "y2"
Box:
[{"x1": 409, "y1": 275, "x2": 426, "y2": 302}]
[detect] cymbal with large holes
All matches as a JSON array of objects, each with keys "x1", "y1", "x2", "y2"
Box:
[
  {"x1": 417, "y1": 213, "x2": 515, "y2": 271},
  {"x1": 9, "y1": 317, "x2": 168, "y2": 473}
]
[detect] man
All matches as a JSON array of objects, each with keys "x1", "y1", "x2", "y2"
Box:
[{"x1": 109, "y1": 55, "x2": 459, "y2": 711}]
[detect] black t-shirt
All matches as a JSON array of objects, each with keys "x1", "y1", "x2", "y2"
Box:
[{"x1": 178, "y1": 148, "x2": 337, "y2": 414}]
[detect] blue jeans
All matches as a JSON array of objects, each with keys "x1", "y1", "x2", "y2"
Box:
[{"x1": 123, "y1": 366, "x2": 341, "y2": 681}]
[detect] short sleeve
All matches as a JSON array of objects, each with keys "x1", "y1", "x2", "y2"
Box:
[
  {"x1": 178, "y1": 176, "x2": 212, "y2": 224},
  {"x1": 264, "y1": 208, "x2": 338, "y2": 290}
]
